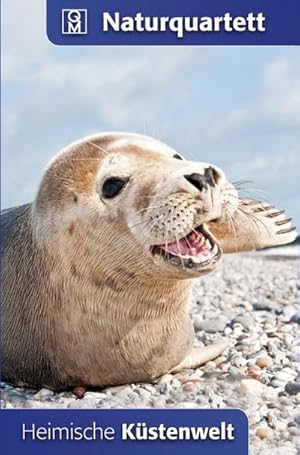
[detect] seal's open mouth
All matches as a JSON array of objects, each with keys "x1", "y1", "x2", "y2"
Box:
[{"x1": 151, "y1": 224, "x2": 221, "y2": 270}]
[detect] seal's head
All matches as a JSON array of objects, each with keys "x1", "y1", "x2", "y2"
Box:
[{"x1": 33, "y1": 133, "x2": 238, "y2": 281}]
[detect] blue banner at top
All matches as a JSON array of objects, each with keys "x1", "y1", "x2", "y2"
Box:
[{"x1": 47, "y1": 0, "x2": 300, "y2": 46}]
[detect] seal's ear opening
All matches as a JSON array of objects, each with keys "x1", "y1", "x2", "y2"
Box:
[{"x1": 102, "y1": 177, "x2": 129, "y2": 199}]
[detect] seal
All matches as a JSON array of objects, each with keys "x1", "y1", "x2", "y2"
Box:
[{"x1": 1, "y1": 132, "x2": 296, "y2": 391}]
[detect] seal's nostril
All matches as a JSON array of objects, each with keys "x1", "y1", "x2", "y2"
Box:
[
  {"x1": 184, "y1": 167, "x2": 220, "y2": 192},
  {"x1": 204, "y1": 166, "x2": 220, "y2": 187},
  {"x1": 184, "y1": 173, "x2": 208, "y2": 192}
]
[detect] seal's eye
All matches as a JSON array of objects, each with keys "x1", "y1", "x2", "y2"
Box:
[
  {"x1": 173, "y1": 154, "x2": 184, "y2": 160},
  {"x1": 102, "y1": 177, "x2": 128, "y2": 199}
]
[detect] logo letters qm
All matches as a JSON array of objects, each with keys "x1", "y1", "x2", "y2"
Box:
[{"x1": 62, "y1": 9, "x2": 88, "y2": 35}]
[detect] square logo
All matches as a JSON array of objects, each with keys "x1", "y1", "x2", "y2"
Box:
[{"x1": 62, "y1": 9, "x2": 88, "y2": 35}]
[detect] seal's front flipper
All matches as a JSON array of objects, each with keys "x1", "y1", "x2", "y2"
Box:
[
  {"x1": 170, "y1": 341, "x2": 229, "y2": 373},
  {"x1": 208, "y1": 200, "x2": 297, "y2": 253}
]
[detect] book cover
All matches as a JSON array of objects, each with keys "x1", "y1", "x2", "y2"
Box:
[{"x1": 1, "y1": 1, "x2": 299, "y2": 454}]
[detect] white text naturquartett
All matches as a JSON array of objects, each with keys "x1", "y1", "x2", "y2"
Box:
[{"x1": 102, "y1": 12, "x2": 266, "y2": 38}]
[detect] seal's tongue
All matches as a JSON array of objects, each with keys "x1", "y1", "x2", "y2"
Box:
[{"x1": 160, "y1": 230, "x2": 212, "y2": 256}]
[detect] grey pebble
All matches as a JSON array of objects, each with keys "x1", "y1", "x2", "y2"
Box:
[
  {"x1": 230, "y1": 315, "x2": 254, "y2": 330},
  {"x1": 4, "y1": 392, "x2": 27, "y2": 404},
  {"x1": 83, "y1": 392, "x2": 107, "y2": 401},
  {"x1": 289, "y1": 313, "x2": 300, "y2": 324},
  {"x1": 32, "y1": 388, "x2": 54, "y2": 400},
  {"x1": 285, "y1": 382, "x2": 300, "y2": 396},
  {"x1": 252, "y1": 301, "x2": 277, "y2": 311},
  {"x1": 194, "y1": 316, "x2": 227, "y2": 333},
  {"x1": 294, "y1": 415, "x2": 300, "y2": 425},
  {"x1": 135, "y1": 388, "x2": 152, "y2": 400},
  {"x1": 275, "y1": 308, "x2": 284, "y2": 316},
  {"x1": 158, "y1": 383, "x2": 176, "y2": 395}
]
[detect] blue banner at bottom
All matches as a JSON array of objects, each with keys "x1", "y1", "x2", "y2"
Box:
[{"x1": 0, "y1": 409, "x2": 248, "y2": 454}]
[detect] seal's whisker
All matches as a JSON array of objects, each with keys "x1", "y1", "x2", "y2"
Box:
[
  {"x1": 68, "y1": 158, "x2": 102, "y2": 161},
  {"x1": 135, "y1": 194, "x2": 195, "y2": 201},
  {"x1": 226, "y1": 193, "x2": 248, "y2": 201},
  {"x1": 227, "y1": 192, "x2": 271, "y2": 209},
  {"x1": 238, "y1": 206, "x2": 264, "y2": 226},
  {"x1": 228, "y1": 216, "x2": 239, "y2": 252},
  {"x1": 163, "y1": 206, "x2": 177, "y2": 259},
  {"x1": 246, "y1": 212, "x2": 270, "y2": 240},
  {"x1": 87, "y1": 141, "x2": 109, "y2": 155},
  {"x1": 128, "y1": 216, "x2": 155, "y2": 229},
  {"x1": 190, "y1": 227, "x2": 200, "y2": 237},
  {"x1": 238, "y1": 206, "x2": 262, "y2": 228},
  {"x1": 250, "y1": 211, "x2": 272, "y2": 234},
  {"x1": 237, "y1": 189, "x2": 270, "y2": 200},
  {"x1": 134, "y1": 196, "x2": 168, "y2": 206},
  {"x1": 164, "y1": 223, "x2": 169, "y2": 261},
  {"x1": 233, "y1": 185, "x2": 270, "y2": 201},
  {"x1": 235, "y1": 214, "x2": 256, "y2": 250},
  {"x1": 232, "y1": 179, "x2": 255, "y2": 186},
  {"x1": 184, "y1": 235, "x2": 193, "y2": 250},
  {"x1": 241, "y1": 219, "x2": 256, "y2": 250},
  {"x1": 237, "y1": 196, "x2": 262, "y2": 205},
  {"x1": 231, "y1": 178, "x2": 270, "y2": 197},
  {"x1": 237, "y1": 206, "x2": 272, "y2": 236},
  {"x1": 128, "y1": 212, "x2": 159, "y2": 228},
  {"x1": 134, "y1": 213, "x2": 165, "y2": 238},
  {"x1": 227, "y1": 194, "x2": 263, "y2": 207},
  {"x1": 143, "y1": 214, "x2": 166, "y2": 246},
  {"x1": 134, "y1": 195, "x2": 168, "y2": 202},
  {"x1": 175, "y1": 235, "x2": 185, "y2": 269},
  {"x1": 136, "y1": 204, "x2": 167, "y2": 214},
  {"x1": 147, "y1": 215, "x2": 164, "y2": 235}
]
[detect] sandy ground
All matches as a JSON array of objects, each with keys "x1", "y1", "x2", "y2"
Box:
[{"x1": 1, "y1": 253, "x2": 299, "y2": 455}]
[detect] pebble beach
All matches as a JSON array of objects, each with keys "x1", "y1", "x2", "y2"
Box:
[{"x1": 1, "y1": 252, "x2": 299, "y2": 455}]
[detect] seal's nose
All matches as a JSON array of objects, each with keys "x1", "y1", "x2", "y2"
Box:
[{"x1": 184, "y1": 166, "x2": 220, "y2": 192}]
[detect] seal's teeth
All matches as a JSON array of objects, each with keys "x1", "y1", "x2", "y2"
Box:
[
  {"x1": 177, "y1": 253, "x2": 189, "y2": 259},
  {"x1": 199, "y1": 237, "x2": 205, "y2": 246},
  {"x1": 191, "y1": 256, "x2": 201, "y2": 263},
  {"x1": 212, "y1": 244, "x2": 218, "y2": 255},
  {"x1": 205, "y1": 239, "x2": 211, "y2": 249},
  {"x1": 192, "y1": 253, "x2": 211, "y2": 264}
]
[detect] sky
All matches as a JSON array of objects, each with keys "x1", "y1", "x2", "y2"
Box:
[{"x1": 1, "y1": 1, "x2": 300, "y2": 225}]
